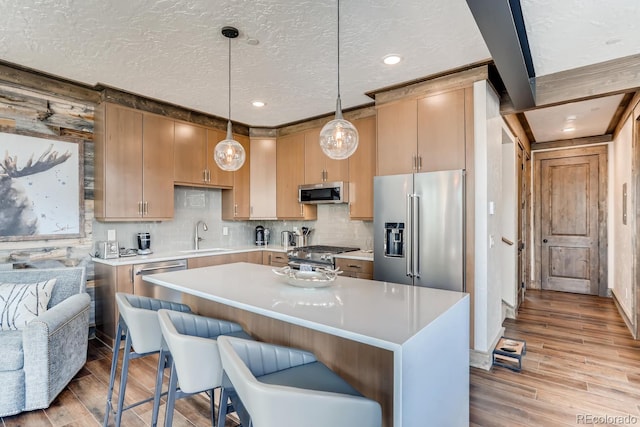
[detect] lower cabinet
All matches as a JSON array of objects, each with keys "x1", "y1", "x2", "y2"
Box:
[
  {"x1": 335, "y1": 258, "x2": 373, "y2": 280},
  {"x1": 263, "y1": 250, "x2": 288, "y2": 267}
]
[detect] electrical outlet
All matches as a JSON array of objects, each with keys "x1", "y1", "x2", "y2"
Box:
[
  {"x1": 107, "y1": 229, "x2": 116, "y2": 241},
  {"x1": 223, "y1": 227, "x2": 229, "y2": 236}
]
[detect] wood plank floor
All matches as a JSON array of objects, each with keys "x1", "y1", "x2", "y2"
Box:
[
  {"x1": 470, "y1": 290, "x2": 640, "y2": 426},
  {"x1": 2, "y1": 289, "x2": 639, "y2": 426},
  {"x1": 0, "y1": 340, "x2": 240, "y2": 427}
]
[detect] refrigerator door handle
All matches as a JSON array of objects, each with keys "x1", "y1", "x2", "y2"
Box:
[
  {"x1": 406, "y1": 193, "x2": 413, "y2": 278},
  {"x1": 413, "y1": 194, "x2": 420, "y2": 279}
]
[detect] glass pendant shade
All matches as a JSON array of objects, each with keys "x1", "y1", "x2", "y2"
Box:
[
  {"x1": 214, "y1": 120, "x2": 245, "y2": 171},
  {"x1": 320, "y1": 98, "x2": 359, "y2": 159}
]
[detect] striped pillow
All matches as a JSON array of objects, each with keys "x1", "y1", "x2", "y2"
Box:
[{"x1": 0, "y1": 279, "x2": 57, "y2": 330}]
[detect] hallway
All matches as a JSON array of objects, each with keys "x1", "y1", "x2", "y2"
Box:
[{"x1": 470, "y1": 290, "x2": 640, "y2": 426}]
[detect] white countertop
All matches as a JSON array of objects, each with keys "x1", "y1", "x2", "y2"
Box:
[
  {"x1": 144, "y1": 262, "x2": 467, "y2": 350},
  {"x1": 92, "y1": 245, "x2": 373, "y2": 266}
]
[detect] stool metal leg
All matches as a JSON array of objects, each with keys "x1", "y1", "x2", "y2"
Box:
[
  {"x1": 217, "y1": 386, "x2": 229, "y2": 427},
  {"x1": 103, "y1": 319, "x2": 126, "y2": 427},
  {"x1": 164, "y1": 362, "x2": 180, "y2": 427},
  {"x1": 151, "y1": 346, "x2": 171, "y2": 427},
  {"x1": 114, "y1": 329, "x2": 134, "y2": 427}
]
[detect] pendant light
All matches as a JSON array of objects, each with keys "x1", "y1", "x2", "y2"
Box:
[
  {"x1": 319, "y1": 0, "x2": 359, "y2": 160},
  {"x1": 214, "y1": 26, "x2": 246, "y2": 171}
]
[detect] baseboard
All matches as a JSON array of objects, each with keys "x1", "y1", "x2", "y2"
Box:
[
  {"x1": 502, "y1": 300, "x2": 517, "y2": 320},
  {"x1": 611, "y1": 291, "x2": 637, "y2": 339},
  {"x1": 469, "y1": 326, "x2": 505, "y2": 370}
]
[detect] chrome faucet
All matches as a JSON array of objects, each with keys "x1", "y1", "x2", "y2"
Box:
[{"x1": 194, "y1": 220, "x2": 208, "y2": 250}]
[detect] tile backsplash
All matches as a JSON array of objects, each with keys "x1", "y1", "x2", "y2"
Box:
[{"x1": 92, "y1": 187, "x2": 373, "y2": 253}]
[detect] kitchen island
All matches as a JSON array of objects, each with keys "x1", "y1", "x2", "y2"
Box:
[{"x1": 144, "y1": 262, "x2": 469, "y2": 427}]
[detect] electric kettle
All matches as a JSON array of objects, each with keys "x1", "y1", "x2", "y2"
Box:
[{"x1": 281, "y1": 231, "x2": 295, "y2": 249}]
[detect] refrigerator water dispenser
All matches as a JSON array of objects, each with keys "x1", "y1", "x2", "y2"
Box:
[{"x1": 384, "y1": 222, "x2": 405, "y2": 257}]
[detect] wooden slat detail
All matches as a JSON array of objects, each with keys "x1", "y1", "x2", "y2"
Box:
[
  {"x1": 277, "y1": 105, "x2": 376, "y2": 137},
  {"x1": 534, "y1": 54, "x2": 640, "y2": 107},
  {"x1": 531, "y1": 134, "x2": 612, "y2": 151}
]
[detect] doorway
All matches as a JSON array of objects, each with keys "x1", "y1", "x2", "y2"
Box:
[{"x1": 533, "y1": 145, "x2": 608, "y2": 296}]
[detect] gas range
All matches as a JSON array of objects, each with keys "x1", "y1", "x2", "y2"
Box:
[{"x1": 287, "y1": 245, "x2": 360, "y2": 270}]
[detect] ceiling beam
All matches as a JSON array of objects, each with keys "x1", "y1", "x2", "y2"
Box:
[
  {"x1": 535, "y1": 54, "x2": 640, "y2": 107},
  {"x1": 531, "y1": 134, "x2": 612, "y2": 151},
  {"x1": 465, "y1": 0, "x2": 535, "y2": 110}
]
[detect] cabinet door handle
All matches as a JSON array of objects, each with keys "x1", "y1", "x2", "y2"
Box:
[
  {"x1": 268, "y1": 253, "x2": 272, "y2": 264},
  {"x1": 418, "y1": 156, "x2": 422, "y2": 171},
  {"x1": 143, "y1": 201, "x2": 149, "y2": 215},
  {"x1": 234, "y1": 204, "x2": 238, "y2": 216},
  {"x1": 300, "y1": 204, "x2": 304, "y2": 217},
  {"x1": 138, "y1": 201, "x2": 143, "y2": 216},
  {"x1": 412, "y1": 156, "x2": 416, "y2": 171},
  {"x1": 348, "y1": 264, "x2": 361, "y2": 269}
]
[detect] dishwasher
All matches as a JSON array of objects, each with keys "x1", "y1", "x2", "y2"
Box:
[{"x1": 132, "y1": 259, "x2": 187, "y2": 303}]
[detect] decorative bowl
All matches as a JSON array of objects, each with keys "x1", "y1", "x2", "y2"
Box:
[{"x1": 272, "y1": 266, "x2": 341, "y2": 288}]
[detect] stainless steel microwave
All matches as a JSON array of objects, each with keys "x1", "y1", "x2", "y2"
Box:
[{"x1": 298, "y1": 181, "x2": 349, "y2": 204}]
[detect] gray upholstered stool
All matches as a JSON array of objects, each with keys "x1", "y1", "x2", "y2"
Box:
[
  {"x1": 157, "y1": 309, "x2": 253, "y2": 427},
  {"x1": 103, "y1": 293, "x2": 191, "y2": 427},
  {"x1": 217, "y1": 336, "x2": 382, "y2": 427}
]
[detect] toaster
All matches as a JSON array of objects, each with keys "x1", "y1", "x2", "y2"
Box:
[{"x1": 95, "y1": 241, "x2": 120, "y2": 259}]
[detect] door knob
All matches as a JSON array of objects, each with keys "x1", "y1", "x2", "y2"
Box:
[{"x1": 543, "y1": 239, "x2": 548, "y2": 243}]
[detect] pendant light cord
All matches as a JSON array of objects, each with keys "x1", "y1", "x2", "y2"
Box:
[
  {"x1": 337, "y1": 0, "x2": 341, "y2": 99},
  {"x1": 228, "y1": 36, "x2": 232, "y2": 122}
]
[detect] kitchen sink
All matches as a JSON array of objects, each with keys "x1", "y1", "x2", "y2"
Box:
[{"x1": 179, "y1": 248, "x2": 230, "y2": 254}]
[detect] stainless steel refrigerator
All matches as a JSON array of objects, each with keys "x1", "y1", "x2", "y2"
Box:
[{"x1": 373, "y1": 170, "x2": 465, "y2": 291}]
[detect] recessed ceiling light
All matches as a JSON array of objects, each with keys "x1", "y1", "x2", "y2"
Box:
[
  {"x1": 562, "y1": 127, "x2": 575, "y2": 133},
  {"x1": 383, "y1": 54, "x2": 402, "y2": 65},
  {"x1": 252, "y1": 100, "x2": 265, "y2": 108},
  {"x1": 565, "y1": 115, "x2": 577, "y2": 121},
  {"x1": 246, "y1": 38, "x2": 260, "y2": 46}
]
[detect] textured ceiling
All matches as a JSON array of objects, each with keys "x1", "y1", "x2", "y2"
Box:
[
  {"x1": 0, "y1": 0, "x2": 490, "y2": 127},
  {"x1": 521, "y1": 0, "x2": 640, "y2": 76}
]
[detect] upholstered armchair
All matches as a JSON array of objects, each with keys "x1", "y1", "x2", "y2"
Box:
[{"x1": 0, "y1": 267, "x2": 91, "y2": 417}]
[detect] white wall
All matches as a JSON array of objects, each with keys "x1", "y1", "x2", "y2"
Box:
[
  {"x1": 612, "y1": 116, "x2": 634, "y2": 318},
  {"x1": 473, "y1": 80, "x2": 504, "y2": 352},
  {"x1": 500, "y1": 127, "x2": 518, "y2": 310}
]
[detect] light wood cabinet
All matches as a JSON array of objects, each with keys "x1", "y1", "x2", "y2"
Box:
[
  {"x1": 348, "y1": 116, "x2": 376, "y2": 219},
  {"x1": 335, "y1": 258, "x2": 373, "y2": 280},
  {"x1": 276, "y1": 132, "x2": 317, "y2": 219},
  {"x1": 377, "y1": 88, "x2": 468, "y2": 175},
  {"x1": 221, "y1": 134, "x2": 251, "y2": 220},
  {"x1": 94, "y1": 103, "x2": 174, "y2": 221},
  {"x1": 249, "y1": 137, "x2": 277, "y2": 219},
  {"x1": 174, "y1": 122, "x2": 234, "y2": 188},
  {"x1": 263, "y1": 250, "x2": 288, "y2": 267},
  {"x1": 304, "y1": 126, "x2": 349, "y2": 184}
]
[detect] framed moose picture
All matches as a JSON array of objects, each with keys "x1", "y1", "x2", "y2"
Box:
[{"x1": 0, "y1": 132, "x2": 83, "y2": 241}]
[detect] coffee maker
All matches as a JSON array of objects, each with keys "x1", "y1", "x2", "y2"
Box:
[
  {"x1": 137, "y1": 232, "x2": 152, "y2": 255},
  {"x1": 255, "y1": 226, "x2": 266, "y2": 246}
]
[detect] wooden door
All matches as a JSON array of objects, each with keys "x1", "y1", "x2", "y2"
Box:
[
  {"x1": 348, "y1": 116, "x2": 376, "y2": 219},
  {"x1": 104, "y1": 103, "x2": 143, "y2": 218},
  {"x1": 376, "y1": 99, "x2": 417, "y2": 176},
  {"x1": 205, "y1": 128, "x2": 234, "y2": 188},
  {"x1": 304, "y1": 127, "x2": 326, "y2": 183},
  {"x1": 174, "y1": 121, "x2": 206, "y2": 185},
  {"x1": 536, "y1": 146, "x2": 607, "y2": 295},
  {"x1": 142, "y1": 113, "x2": 174, "y2": 219},
  {"x1": 417, "y1": 89, "x2": 466, "y2": 172}
]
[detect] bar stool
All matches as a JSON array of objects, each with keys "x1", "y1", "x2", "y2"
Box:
[
  {"x1": 217, "y1": 336, "x2": 382, "y2": 427},
  {"x1": 103, "y1": 293, "x2": 191, "y2": 427},
  {"x1": 157, "y1": 309, "x2": 253, "y2": 427}
]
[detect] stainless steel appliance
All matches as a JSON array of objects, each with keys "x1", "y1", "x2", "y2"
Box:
[
  {"x1": 133, "y1": 259, "x2": 187, "y2": 303},
  {"x1": 137, "y1": 232, "x2": 152, "y2": 255},
  {"x1": 281, "y1": 231, "x2": 295, "y2": 249},
  {"x1": 288, "y1": 245, "x2": 359, "y2": 270},
  {"x1": 94, "y1": 241, "x2": 119, "y2": 259},
  {"x1": 298, "y1": 181, "x2": 348, "y2": 204},
  {"x1": 255, "y1": 225, "x2": 266, "y2": 246},
  {"x1": 373, "y1": 170, "x2": 465, "y2": 291}
]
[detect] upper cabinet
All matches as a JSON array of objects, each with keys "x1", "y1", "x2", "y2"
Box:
[
  {"x1": 221, "y1": 134, "x2": 251, "y2": 220},
  {"x1": 377, "y1": 88, "x2": 468, "y2": 175},
  {"x1": 348, "y1": 116, "x2": 376, "y2": 219},
  {"x1": 174, "y1": 122, "x2": 233, "y2": 188},
  {"x1": 304, "y1": 127, "x2": 349, "y2": 184},
  {"x1": 249, "y1": 137, "x2": 277, "y2": 219},
  {"x1": 276, "y1": 132, "x2": 317, "y2": 220},
  {"x1": 94, "y1": 103, "x2": 174, "y2": 221}
]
